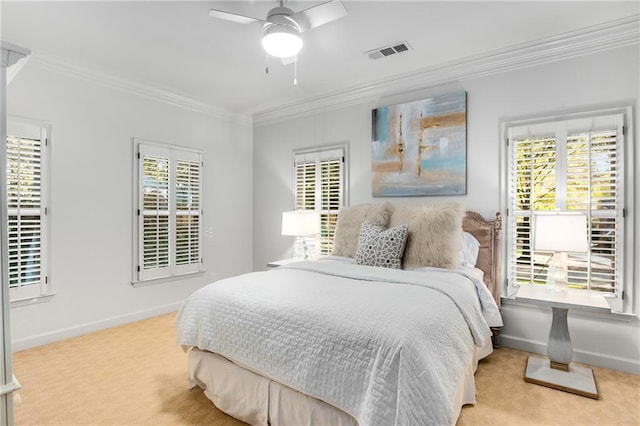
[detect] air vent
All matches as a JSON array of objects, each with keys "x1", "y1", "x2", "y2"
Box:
[{"x1": 365, "y1": 41, "x2": 411, "y2": 60}]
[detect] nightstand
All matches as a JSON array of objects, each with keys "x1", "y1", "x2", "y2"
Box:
[
  {"x1": 516, "y1": 284, "x2": 610, "y2": 399},
  {"x1": 266, "y1": 258, "x2": 299, "y2": 268}
]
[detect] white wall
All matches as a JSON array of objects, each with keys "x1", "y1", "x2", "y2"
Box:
[
  {"x1": 7, "y1": 63, "x2": 253, "y2": 350},
  {"x1": 253, "y1": 46, "x2": 639, "y2": 374}
]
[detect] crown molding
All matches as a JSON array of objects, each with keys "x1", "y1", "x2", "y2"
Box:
[
  {"x1": 252, "y1": 14, "x2": 640, "y2": 127},
  {"x1": 21, "y1": 14, "x2": 639, "y2": 129},
  {"x1": 28, "y1": 54, "x2": 253, "y2": 126}
]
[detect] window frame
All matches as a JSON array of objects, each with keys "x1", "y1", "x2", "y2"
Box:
[
  {"x1": 6, "y1": 118, "x2": 51, "y2": 303},
  {"x1": 292, "y1": 144, "x2": 348, "y2": 257},
  {"x1": 132, "y1": 138, "x2": 203, "y2": 285},
  {"x1": 500, "y1": 107, "x2": 634, "y2": 314}
]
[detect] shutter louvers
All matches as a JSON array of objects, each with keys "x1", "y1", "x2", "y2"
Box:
[
  {"x1": 320, "y1": 158, "x2": 342, "y2": 254},
  {"x1": 511, "y1": 135, "x2": 557, "y2": 286},
  {"x1": 175, "y1": 155, "x2": 201, "y2": 274},
  {"x1": 566, "y1": 130, "x2": 619, "y2": 292},
  {"x1": 141, "y1": 153, "x2": 171, "y2": 279},
  {"x1": 6, "y1": 135, "x2": 43, "y2": 295},
  {"x1": 295, "y1": 161, "x2": 316, "y2": 211},
  {"x1": 294, "y1": 160, "x2": 318, "y2": 256}
]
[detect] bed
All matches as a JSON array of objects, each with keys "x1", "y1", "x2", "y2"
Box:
[{"x1": 176, "y1": 202, "x2": 503, "y2": 426}]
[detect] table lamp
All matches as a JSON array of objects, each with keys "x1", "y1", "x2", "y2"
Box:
[
  {"x1": 282, "y1": 210, "x2": 320, "y2": 260},
  {"x1": 533, "y1": 212, "x2": 589, "y2": 292}
]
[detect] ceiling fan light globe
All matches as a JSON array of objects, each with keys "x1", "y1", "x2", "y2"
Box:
[{"x1": 262, "y1": 27, "x2": 303, "y2": 58}]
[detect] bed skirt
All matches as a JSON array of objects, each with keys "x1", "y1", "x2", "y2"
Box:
[{"x1": 186, "y1": 339, "x2": 493, "y2": 426}]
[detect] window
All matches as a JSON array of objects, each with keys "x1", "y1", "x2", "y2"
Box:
[
  {"x1": 134, "y1": 139, "x2": 202, "y2": 283},
  {"x1": 5, "y1": 121, "x2": 49, "y2": 301},
  {"x1": 293, "y1": 145, "x2": 346, "y2": 255},
  {"x1": 505, "y1": 110, "x2": 632, "y2": 311}
]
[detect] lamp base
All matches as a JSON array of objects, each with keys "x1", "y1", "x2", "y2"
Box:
[
  {"x1": 546, "y1": 252, "x2": 568, "y2": 293},
  {"x1": 293, "y1": 236, "x2": 312, "y2": 260}
]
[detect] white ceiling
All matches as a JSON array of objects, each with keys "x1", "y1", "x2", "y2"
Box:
[{"x1": 1, "y1": 1, "x2": 638, "y2": 116}]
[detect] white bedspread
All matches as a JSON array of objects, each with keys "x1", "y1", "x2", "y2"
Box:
[{"x1": 176, "y1": 261, "x2": 495, "y2": 426}]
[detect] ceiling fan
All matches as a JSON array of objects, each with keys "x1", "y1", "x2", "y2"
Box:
[{"x1": 208, "y1": 0, "x2": 347, "y2": 59}]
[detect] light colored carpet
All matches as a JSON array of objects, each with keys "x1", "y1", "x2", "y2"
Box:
[{"x1": 12, "y1": 312, "x2": 640, "y2": 425}]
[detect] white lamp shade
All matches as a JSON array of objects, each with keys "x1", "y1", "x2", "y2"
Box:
[
  {"x1": 282, "y1": 210, "x2": 320, "y2": 236},
  {"x1": 262, "y1": 25, "x2": 303, "y2": 58},
  {"x1": 533, "y1": 213, "x2": 589, "y2": 253}
]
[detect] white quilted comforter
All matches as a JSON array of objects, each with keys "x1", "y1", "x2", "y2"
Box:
[{"x1": 176, "y1": 261, "x2": 495, "y2": 426}]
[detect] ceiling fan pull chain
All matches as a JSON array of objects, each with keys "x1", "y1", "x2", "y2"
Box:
[{"x1": 265, "y1": 52, "x2": 270, "y2": 74}]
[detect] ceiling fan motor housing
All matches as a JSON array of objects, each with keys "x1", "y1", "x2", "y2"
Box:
[{"x1": 264, "y1": 6, "x2": 301, "y2": 33}]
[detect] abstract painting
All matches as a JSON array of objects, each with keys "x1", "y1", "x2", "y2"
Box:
[{"x1": 371, "y1": 91, "x2": 467, "y2": 196}]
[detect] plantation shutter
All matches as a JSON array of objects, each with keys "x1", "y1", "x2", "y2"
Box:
[
  {"x1": 139, "y1": 145, "x2": 171, "y2": 280},
  {"x1": 174, "y1": 152, "x2": 202, "y2": 275},
  {"x1": 509, "y1": 132, "x2": 557, "y2": 288},
  {"x1": 295, "y1": 157, "x2": 316, "y2": 211},
  {"x1": 319, "y1": 152, "x2": 343, "y2": 254},
  {"x1": 6, "y1": 123, "x2": 48, "y2": 301},
  {"x1": 137, "y1": 142, "x2": 202, "y2": 281},
  {"x1": 507, "y1": 113, "x2": 624, "y2": 307},
  {"x1": 294, "y1": 147, "x2": 345, "y2": 256},
  {"x1": 565, "y1": 125, "x2": 621, "y2": 294}
]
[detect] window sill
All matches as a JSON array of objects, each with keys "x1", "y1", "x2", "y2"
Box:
[
  {"x1": 10, "y1": 293, "x2": 56, "y2": 308},
  {"x1": 131, "y1": 270, "x2": 204, "y2": 288},
  {"x1": 501, "y1": 285, "x2": 636, "y2": 322}
]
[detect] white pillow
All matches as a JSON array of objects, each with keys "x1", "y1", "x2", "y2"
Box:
[{"x1": 459, "y1": 231, "x2": 480, "y2": 267}]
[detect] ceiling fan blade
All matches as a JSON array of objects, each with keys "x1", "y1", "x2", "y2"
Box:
[
  {"x1": 291, "y1": 0, "x2": 347, "y2": 32},
  {"x1": 208, "y1": 8, "x2": 263, "y2": 25}
]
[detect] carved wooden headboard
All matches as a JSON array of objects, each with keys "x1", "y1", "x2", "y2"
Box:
[{"x1": 463, "y1": 211, "x2": 502, "y2": 307}]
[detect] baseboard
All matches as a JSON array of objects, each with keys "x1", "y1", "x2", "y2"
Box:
[
  {"x1": 500, "y1": 334, "x2": 640, "y2": 375},
  {"x1": 11, "y1": 302, "x2": 183, "y2": 352}
]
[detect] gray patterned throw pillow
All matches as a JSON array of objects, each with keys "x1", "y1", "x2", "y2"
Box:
[{"x1": 355, "y1": 221, "x2": 409, "y2": 269}]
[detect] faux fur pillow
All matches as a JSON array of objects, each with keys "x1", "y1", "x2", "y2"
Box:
[
  {"x1": 355, "y1": 222, "x2": 408, "y2": 269},
  {"x1": 331, "y1": 203, "x2": 392, "y2": 257},
  {"x1": 389, "y1": 202, "x2": 465, "y2": 269}
]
